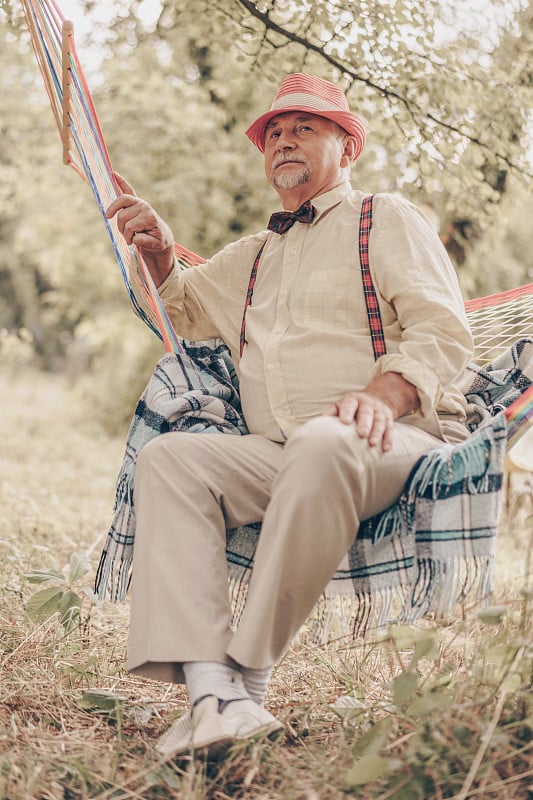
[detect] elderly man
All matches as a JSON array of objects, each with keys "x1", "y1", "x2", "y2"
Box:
[{"x1": 106, "y1": 73, "x2": 473, "y2": 757}]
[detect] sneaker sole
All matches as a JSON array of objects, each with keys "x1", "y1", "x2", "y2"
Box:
[
  {"x1": 164, "y1": 718, "x2": 285, "y2": 760},
  {"x1": 193, "y1": 718, "x2": 285, "y2": 759}
]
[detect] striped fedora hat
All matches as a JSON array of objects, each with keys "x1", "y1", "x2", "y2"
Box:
[{"x1": 245, "y1": 73, "x2": 366, "y2": 161}]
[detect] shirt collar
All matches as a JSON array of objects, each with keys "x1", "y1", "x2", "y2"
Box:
[{"x1": 309, "y1": 181, "x2": 352, "y2": 222}]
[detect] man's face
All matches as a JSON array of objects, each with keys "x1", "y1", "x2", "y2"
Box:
[{"x1": 263, "y1": 111, "x2": 347, "y2": 201}]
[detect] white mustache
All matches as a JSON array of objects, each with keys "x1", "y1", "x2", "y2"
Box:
[{"x1": 272, "y1": 154, "x2": 308, "y2": 168}]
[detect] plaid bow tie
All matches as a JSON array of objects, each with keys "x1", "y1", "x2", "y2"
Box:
[{"x1": 267, "y1": 200, "x2": 317, "y2": 234}]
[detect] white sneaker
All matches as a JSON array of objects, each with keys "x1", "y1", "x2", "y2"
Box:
[{"x1": 156, "y1": 696, "x2": 284, "y2": 758}]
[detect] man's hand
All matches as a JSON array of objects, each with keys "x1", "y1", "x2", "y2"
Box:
[
  {"x1": 105, "y1": 173, "x2": 175, "y2": 286},
  {"x1": 322, "y1": 372, "x2": 419, "y2": 451}
]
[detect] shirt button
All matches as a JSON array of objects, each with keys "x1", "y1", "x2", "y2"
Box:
[
  {"x1": 278, "y1": 410, "x2": 285, "y2": 417},
  {"x1": 267, "y1": 363, "x2": 274, "y2": 371},
  {"x1": 289, "y1": 248, "x2": 296, "y2": 255}
]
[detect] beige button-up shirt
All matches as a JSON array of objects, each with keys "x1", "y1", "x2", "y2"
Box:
[{"x1": 131, "y1": 183, "x2": 473, "y2": 443}]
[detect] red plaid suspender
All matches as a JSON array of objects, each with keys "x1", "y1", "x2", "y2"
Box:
[
  {"x1": 359, "y1": 195, "x2": 386, "y2": 359},
  {"x1": 239, "y1": 195, "x2": 386, "y2": 360},
  {"x1": 239, "y1": 243, "x2": 265, "y2": 358}
]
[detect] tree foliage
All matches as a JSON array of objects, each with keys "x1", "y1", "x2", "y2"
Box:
[{"x1": 185, "y1": 0, "x2": 533, "y2": 252}]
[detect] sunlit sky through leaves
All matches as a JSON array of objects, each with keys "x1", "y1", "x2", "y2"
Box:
[
  {"x1": 58, "y1": 0, "x2": 163, "y2": 76},
  {"x1": 58, "y1": 0, "x2": 526, "y2": 72}
]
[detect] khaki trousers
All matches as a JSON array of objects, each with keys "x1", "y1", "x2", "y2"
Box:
[{"x1": 127, "y1": 415, "x2": 453, "y2": 684}]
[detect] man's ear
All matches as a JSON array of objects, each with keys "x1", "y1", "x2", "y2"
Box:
[{"x1": 340, "y1": 136, "x2": 357, "y2": 166}]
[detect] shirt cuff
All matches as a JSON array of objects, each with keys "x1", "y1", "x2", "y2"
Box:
[
  {"x1": 156, "y1": 257, "x2": 186, "y2": 303},
  {"x1": 369, "y1": 354, "x2": 442, "y2": 418}
]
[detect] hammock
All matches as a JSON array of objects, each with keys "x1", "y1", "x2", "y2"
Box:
[
  {"x1": 21, "y1": 0, "x2": 533, "y2": 447},
  {"x1": 20, "y1": 0, "x2": 205, "y2": 358}
]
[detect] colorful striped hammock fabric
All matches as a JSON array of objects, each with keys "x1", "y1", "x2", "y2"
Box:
[
  {"x1": 21, "y1": 0, "x2": 205, "y2": 358},
  {"x1": 21, "y1": 0, "x2": 533, "y2": 446}
]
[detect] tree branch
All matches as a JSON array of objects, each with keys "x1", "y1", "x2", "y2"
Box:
[{"x1": 233, "y1": 0, "x2": 532, "y2": 177}]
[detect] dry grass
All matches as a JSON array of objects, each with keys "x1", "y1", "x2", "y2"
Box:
[{"x1": 1, "y1": 365, "x2": 532, "y2": 800}]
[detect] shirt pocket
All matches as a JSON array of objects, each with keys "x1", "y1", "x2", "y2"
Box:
[{"x1": 302, "y1": 269, "x2": 363, "y2": 330}]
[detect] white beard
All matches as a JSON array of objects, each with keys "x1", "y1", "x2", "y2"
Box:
[{"x1": 271, "y1": 159, "x2": 311, "y2": 190}]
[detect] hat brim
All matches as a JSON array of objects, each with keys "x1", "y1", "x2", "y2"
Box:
[{"x1": 245, "y1": 106, "x2": 366, "y2": 161}]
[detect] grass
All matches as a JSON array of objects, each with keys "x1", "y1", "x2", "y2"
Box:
[{"x1": 1, "y1": 364, "x2": 532, "y2": 800}]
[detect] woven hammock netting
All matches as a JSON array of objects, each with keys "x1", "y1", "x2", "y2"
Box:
[
  {"x1": 21, "y1": 0, "x2": 533, "y2": 438},
  {"x1": 465, "y1": 284, "x2": 533, "y2": 366}
]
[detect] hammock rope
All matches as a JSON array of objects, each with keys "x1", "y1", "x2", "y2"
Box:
[
  {"x1": 21, "y1": 0, "x2": 533, "y2": 445},
  {"x1": 465, "y1": 283, "x2": 533, "y2": 364}
]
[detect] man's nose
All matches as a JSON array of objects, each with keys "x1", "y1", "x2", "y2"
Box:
[{"x1": 276, "y1": 130, "x2": 296, "y2": 149}]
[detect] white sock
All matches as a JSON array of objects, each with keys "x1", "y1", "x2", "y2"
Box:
[
  {"x1": 183, "y1": 661, "x2": 249, "y2": 706},
  {"x1": 239, "y1": 665, "x2": 273, "y2": 705}
]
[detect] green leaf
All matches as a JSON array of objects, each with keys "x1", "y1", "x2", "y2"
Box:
[
  {"x1": 78, "y1": 690, "x2": 127, "y2": 711},
  {"x1": 127, "y1": 705, "x2": 154, "y2": 726},
  {"x1": 25, "y1": 586, "x2": 64, "y2": 621},
  {"x1": 406, "y1": 689, "x2": 452, "y2": 717},
  {"x1": 81, "y1": 585, "x2": 98, "y2": 600},
  {"x1": 477, "y1": 605, "x2": 507, "y2": 625},
  {"x1": 389, "y1": 625, "x2": 418, "y2": 650},
  {"x1": 59, "y1": 590, "x2": 82, "y2": 631},
  {"x1": 500, "y1": 670, "x2": 524, "y2": 694},
  {"x1": 25, "y1": 568, "x2": 64, "y2": 584},
  {"x1": 410, "y1": 633, "x2": 438, "y2": 667},
  {"x1": 150, "y1": 766, "x2": 181, "y2": 789},
  {"x1": 330, "y1": 695, "x2": 366, "y2": 724},
  {"x1": 393, "y1": 670, "x2": 419, "y2": 706},
  {"x1": 344, "y1": 755, "x2": 402, "y2": 787},
  {"x1": 60, "y1": 655, "x2": 98, "y2": 678},
  {"x1": 68, "y1": 552, "x2": 89, "y2": 584},
  {"x1": 452, "y1": 725, "x2": 473, "y2": 744},
  {"x1": 352, "y1": 717, "x2": 393, "y2": 758}
]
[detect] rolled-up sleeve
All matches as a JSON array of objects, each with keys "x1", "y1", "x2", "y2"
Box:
[
  {"x1": 128, "y1": 253, "x2": 221, "y2": 341},
  {"x1": 127, "y1": 232, "x2": 269, "y2": 351},
  {"x1": 368, "y1": 195, "x2": 473, "y2": 417}
]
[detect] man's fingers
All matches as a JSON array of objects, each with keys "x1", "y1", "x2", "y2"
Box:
[
  {"x1": 368, "y1": 413, "x2": 393, "y2": 450},
  {"x1": 113, "y1": 171, "x2": 136, "y2": 196},
  {"x1": 323, "y1": 391, "x2": 396, "y2": 452},
  {"x1": 381, "y1": 422, "x2": 394, "y2": 452},
  {"x1": 105, "y1": 173, "x2": 139, "y2": 220},
  {"x1": 106, "y1": 193, "x2": 138, "y2": 220},
  {"x1": 333, "y1": 391, "x2": 395, "y2": 451},
  {"x1": 106, "y1": 197, "x2": 167, "y2": 249},
  {"x1": 338, "y1": 396, "x2": 358, "y2": 424}
]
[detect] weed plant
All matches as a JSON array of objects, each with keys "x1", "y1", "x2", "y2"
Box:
[{"x1": 1, "y1": 368, "x2": 532, "y2": 799}]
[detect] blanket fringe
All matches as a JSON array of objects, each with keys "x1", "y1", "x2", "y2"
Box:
[
  {"x1": 364, "y1": 502, "x2": 405, "y2": 545},
  {"x1": 300, "y1": 554, "x2": 495, "y2": 644},
  {"x1": 94, "y1": 544, "x2": 132, "y2": 604},
  {"x1": 311, "y1": 589, "x2": 399, "y2": 642},
  {"x1": 405, "y1": 416, "x2": 506, "y2": 509},
  {"x1": 401, "y1": 554, "x2": 494, "y2": 623},
  {"x1": 94, "y1": 467, "x2": 136, "y2": 602}
]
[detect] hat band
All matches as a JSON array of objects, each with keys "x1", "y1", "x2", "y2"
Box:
[{"x1": 270, "y1": 92, "x2": 347, "y2": 114}]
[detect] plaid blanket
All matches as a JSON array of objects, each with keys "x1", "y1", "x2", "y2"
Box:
[{"x1": 95, "y1": 337, "x2": 533, "y2": 635}]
